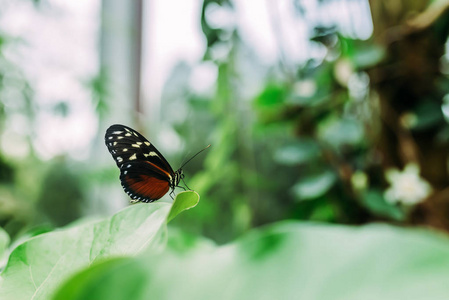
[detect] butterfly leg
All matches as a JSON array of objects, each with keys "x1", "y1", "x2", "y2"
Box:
[
  {"x1": 181, "y1": 178, "x2": 191, "y2": 191},
  {"x1": 169, "y1": 189, "x2": 175, "y2": 200}
]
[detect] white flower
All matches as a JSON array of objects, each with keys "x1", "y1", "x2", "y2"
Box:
[{"x1": 384, "y1": 163, "x2": 432, "y2": 205}]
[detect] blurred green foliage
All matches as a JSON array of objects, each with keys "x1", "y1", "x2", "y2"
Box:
[
  {"x1": 164, "y1": 0, "x2": 449, "y2": 244},
  {"x1": 36, "y1": 160, "x2": 85, "y2": 226}
]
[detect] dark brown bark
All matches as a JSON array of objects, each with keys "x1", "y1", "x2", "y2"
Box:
[{"x1": 368, "y1": 0, "x2": 449, "y2": 230}]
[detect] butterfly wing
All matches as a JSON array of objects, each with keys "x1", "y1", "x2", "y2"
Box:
[
  {"x1": 105, "y1": 124, "x2": 175, "y2": 202},
  {"x1": 119, "y1": 161, "x2": 171, "y2": 202}
]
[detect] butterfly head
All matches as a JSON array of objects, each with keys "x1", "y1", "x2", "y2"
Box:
[{"x1": 173, "y1": 168, "x2": 183, "y2": 188}]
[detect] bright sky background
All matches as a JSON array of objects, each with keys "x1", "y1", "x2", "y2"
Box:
[{"x1": 0, "y1": 0, "x2": 372, "y2": 161}]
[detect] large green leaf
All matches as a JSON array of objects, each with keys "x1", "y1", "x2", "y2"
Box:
[
  {"x1": 0, "y1": 191, "x2": 199, "y2": 300},
  {"x1": 167, "y1": 191, "x2": 200, "y2": 223},
  {"x1": 54, "y1": 222, "x2": 449, "y2": 300}
]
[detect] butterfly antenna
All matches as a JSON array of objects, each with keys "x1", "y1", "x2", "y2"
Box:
[{"x1": 180, "y1": 144, "x2": 211, "y2": 169}]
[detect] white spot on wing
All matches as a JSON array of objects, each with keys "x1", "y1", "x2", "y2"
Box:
[
  {"x1": 129, "y1": 153, "x2": 137, "y2": 160},
  {"x1": 117, "y1": 157, "x2": 123, "y2": 162},
  {"x1": 144, "y1": 142, "x2": 151, "y2": 146},
  {"x1": 125, "y1": 133, "x2": 132, "y2": 136},
  {"x1": 144, "y1": 152, "x2": 159, "y2": 157},
  {"x1": 132, "y1": 144, "x2": 140, "y2": 148},
  {"x1": 123, "y1": 148, "x2": 128, "y2": 152},
  {"x1": 117, "y1": 136, "x2": 124, "y2": 140},
  {"x1": 112, "y1": 131, "x2": 123, "y2": 134}
]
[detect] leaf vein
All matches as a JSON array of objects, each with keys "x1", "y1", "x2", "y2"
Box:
[
  {"x1": 30, "y1": 256, "x2": 64, "y2": 300},
  {"x1": 29, "y1": 265, "x2": 37, "y2": 290}
]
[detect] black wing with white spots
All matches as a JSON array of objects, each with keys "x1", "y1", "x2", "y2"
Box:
[
  {"x1": 105, "y1": 124, "x2": 174, "y2": 173},
  {"x1": 105, "y1": 124, "x2": 180, "y2": 203}
]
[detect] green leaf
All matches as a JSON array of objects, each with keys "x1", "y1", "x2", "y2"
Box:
[
  {"x1": 309, "y1": 202, "x2": 336, "y2": 221},
  {"x1": 52, "y1": 258, "x2": 135, "y2": 300},
  {"x1": 273, "y1": 139, "x2": 321, "y2": 165},
  {"x1": 167, "y1": 191, "x2": 200, "y2": 223},
  {"x1": 254, "y1": 84, "x2": 286, "y2": 108},
  {"x1": 361, "y1": 189, "x2": 405, "y2": 221},
  {"x1": 54, "y1": 231, "x2": 215, "y2": 300},
  {"x1": 0, "y1": 202, "x2": 172, "y2": 300},
  {"x1": 0, "y1": 227, "x2": 10, "y2": 258},
  {"x1": 292, "y1": 170, "x2": 337, "y2": 200},
  {"x1": 412, "y1": 101, "x2": 444, "y2": 131},
  {"x1": 54, "y1": 223, "x2": 449, "y2": 300},
  {"x1": 351, "y1": 44, "x2": 386, "y2": 68},
  {"x1": 317, "y1": 116, "x2": 364, "y2": 148}
]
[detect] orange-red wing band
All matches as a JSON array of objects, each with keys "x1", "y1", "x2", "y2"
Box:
[
  {"x1": 125, "y1": 175, "x2": 170, "y2": 200},
  {"x1": 144, "y1": 161, "x2": 172, "y2": 181}
]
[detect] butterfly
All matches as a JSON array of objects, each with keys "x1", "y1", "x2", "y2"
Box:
[{"x1": 105, "y1": 124, "x2": 209, "y2": 203}]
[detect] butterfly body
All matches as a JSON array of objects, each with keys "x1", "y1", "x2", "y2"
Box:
[{"x1": 105, "y1": 124, "x2": 183, "y2": 203}]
